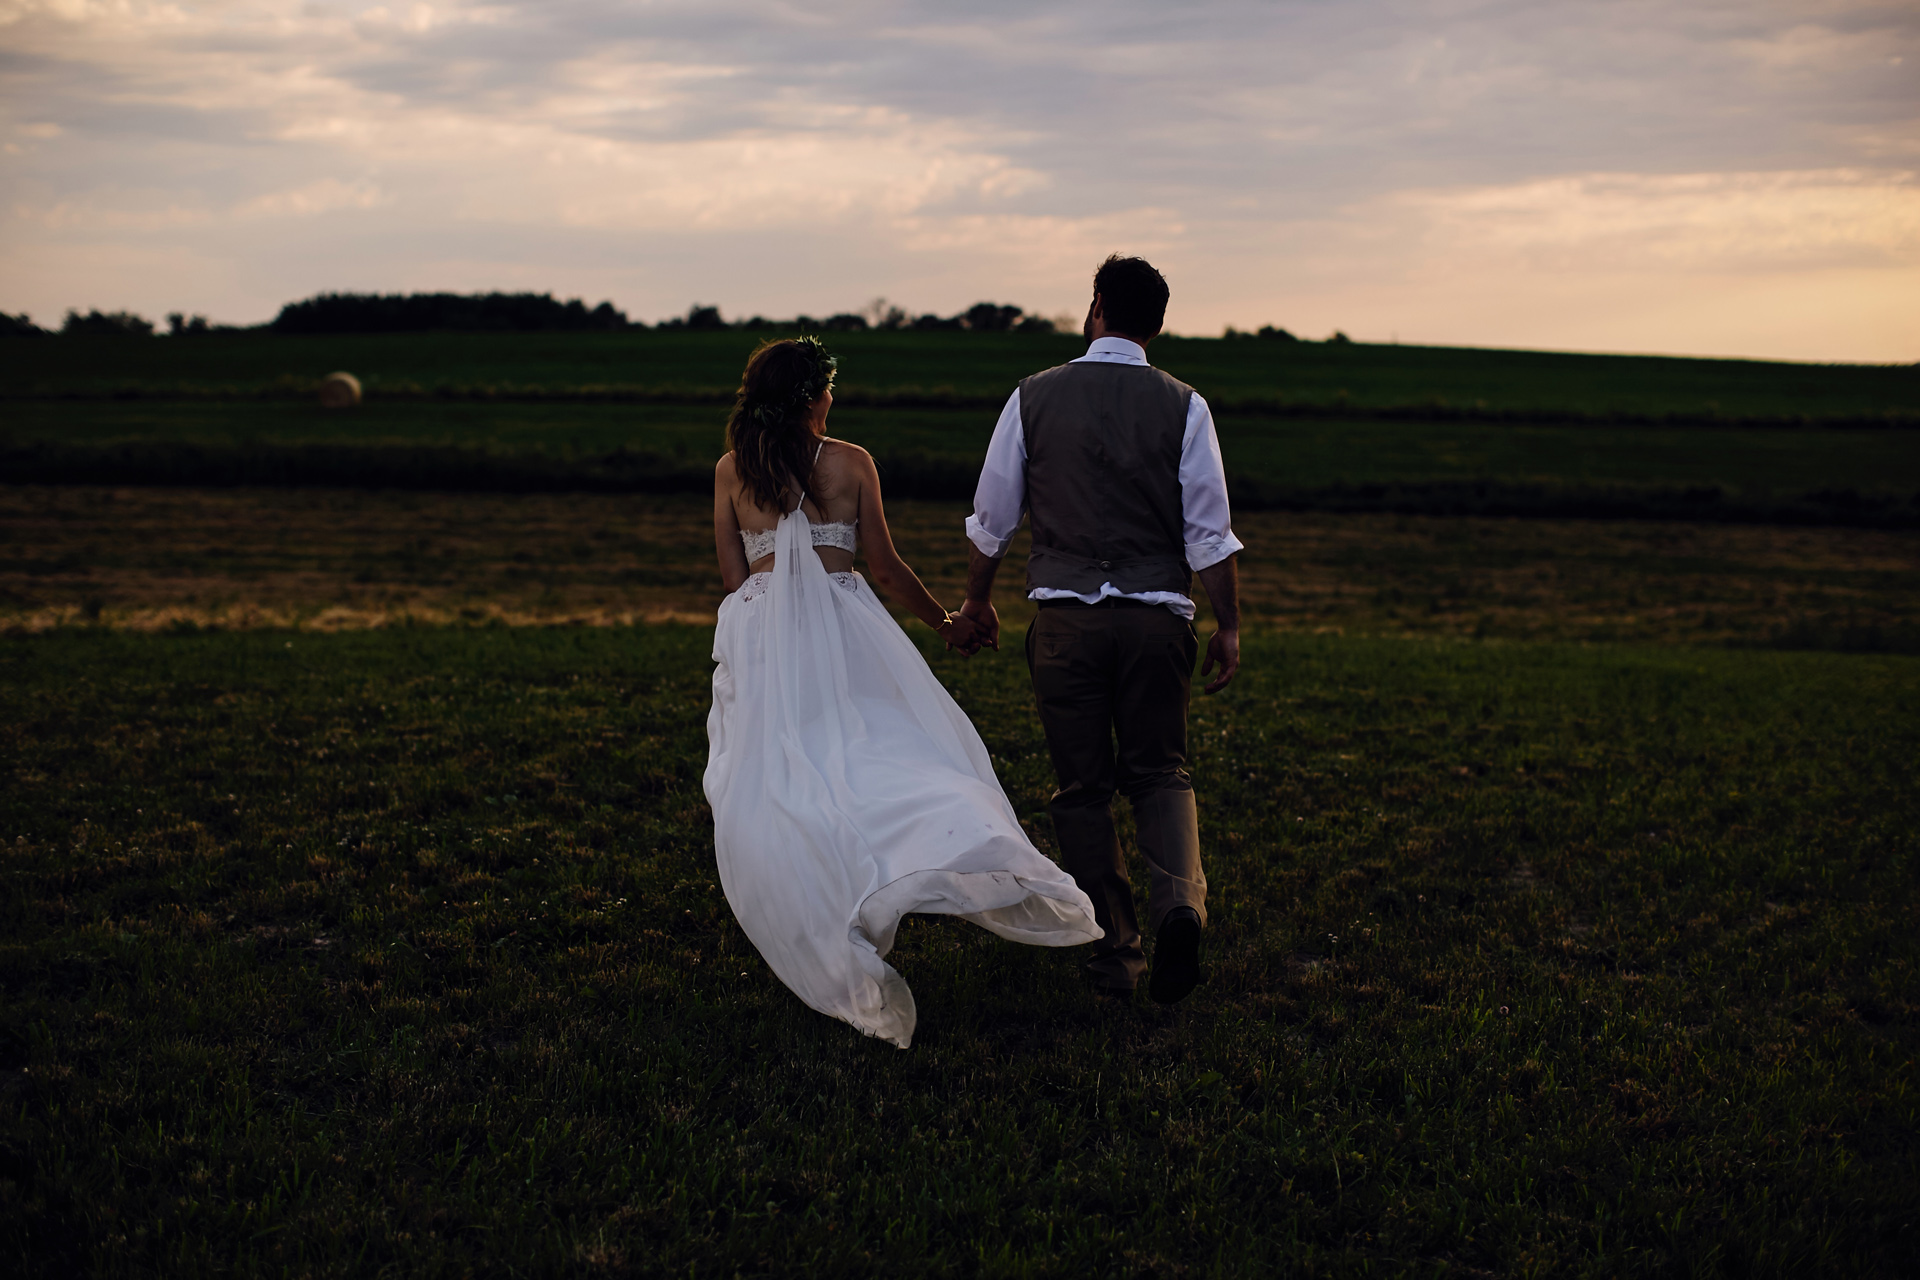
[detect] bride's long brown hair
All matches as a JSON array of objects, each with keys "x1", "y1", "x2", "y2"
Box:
[{"x1": 725, "y1": 337, "x2": 837, "y2": 513}]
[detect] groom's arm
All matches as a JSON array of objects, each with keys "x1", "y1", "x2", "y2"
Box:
[
  {"x1": 959, "y1": 388, "x2": 1027, "y2": 653},
  {"x1": 1195, "y1": 556, "x2": 1240, "y2": 693},
  {"x1": 1182, "y1": 391, "x2": 1245, "y2": 693},
  {"x1": 961, "y1": 545, "x2": 1004, "y2": 652}
]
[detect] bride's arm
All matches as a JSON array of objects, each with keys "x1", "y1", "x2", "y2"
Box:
[
  {"x1": 713, "y1": 455, "x2": 751, "y2": 593},
  {"x1": 850, "y1": 447, "x2": 973, "y2": 643}
]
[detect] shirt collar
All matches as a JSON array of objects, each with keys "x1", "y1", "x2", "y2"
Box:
[{"x1": 1076, "y1": 336, "x2": 1149, "y2": 365}]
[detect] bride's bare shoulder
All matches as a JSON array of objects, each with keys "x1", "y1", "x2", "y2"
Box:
[
  {"x1": 715, "y1": 451, "x2": 739, "y2": 482},
  {"x1": 821, "y1": 438, "x2": 875, "y2": 474}
]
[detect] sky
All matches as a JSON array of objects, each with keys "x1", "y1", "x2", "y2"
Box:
[{"x1": 2, "y1": 0, "x2": 1916, "y2": 361}]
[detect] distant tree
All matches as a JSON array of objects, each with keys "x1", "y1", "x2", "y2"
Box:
[
  {"x1": 62, "y1": 309, "x2": 155, "y2": 337},
  {"x1": 0, "y1": 312, "x2": 47, "y2": 337},
  {"x1": 589, "y1": 301, "x2": 632, "y2": 330},
  {"x1": 167, "y1": 312, "x2": 212, "y2": 336},
  {"x1": 963, "y1": 302, "x2": 1023, "y2": 332},
  {"x1": 682, "y1": 304, "x2": 727, "y2": 331},
  {"x1": 1257, "y1": 325, "x2": 1298, "y2": 342},
  {"x1": 1328, "y1": 330, "x2": 1352, "y2": 344},
  {"x1": 1015, "y1": 314, "x2": 1056, "y2": 334},
  {"x1": 821, "y1": 313, "x2": 869, "y2": 332},
  {"x1": 911, "y1": 313, "x2": 964, "y2": 331},
  {"x1": 271, "y1": 292, "x2": 631, "y2": 334},
  {"x1": 863, "y1": 297, "x2": 909, "y2": 330}
]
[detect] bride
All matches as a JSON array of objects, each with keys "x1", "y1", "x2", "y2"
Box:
[{"x1": 705, "y1": 337, "x2": 1101, "y2": 1048}]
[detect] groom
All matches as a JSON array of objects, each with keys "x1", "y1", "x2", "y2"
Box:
[{"x1": 959, "y1": 254, "x2": 1243, "y2": 1005}]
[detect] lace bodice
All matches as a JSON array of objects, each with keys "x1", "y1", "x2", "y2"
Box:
[
  {"x1": 739, "y1": 519, "x2": 857, "y2": 563},
  {"x1": 735, "y1": 569, "x2": 860, "y2": 603}
]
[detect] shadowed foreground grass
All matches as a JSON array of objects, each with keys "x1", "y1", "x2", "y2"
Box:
[{"x1": 2, "y1": 627, "x2": 1916, "y2": 1275}]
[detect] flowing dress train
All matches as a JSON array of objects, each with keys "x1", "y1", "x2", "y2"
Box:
[{"x1": 705, "y1": 505, "x2": 1100, "y2": 1048}]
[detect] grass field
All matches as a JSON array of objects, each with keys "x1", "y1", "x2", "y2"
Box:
[
  {"x1": 10, "y1": 401, "x2": 1920, "y2": 499},
  {"x1": 4, "y1": 488, "x2": 1918, "y2": 654},
  {"x1": 7, "y1": 332, "x2": 1917, "y2": 527},
  {"x1": 6, "y1": 331, "x2": 1919, "y2": 420},
  {"x1": 7, "y1": 397, "x2": 1919, "y2": 530},
  {"x1": 4, "y1": 330, "x2": 1918, "y2": 1272},
  {"x1": 2, "y1": 623, "x2": 1915, "y2": 1275}
]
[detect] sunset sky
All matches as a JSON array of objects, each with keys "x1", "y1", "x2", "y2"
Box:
[{"x1": 2, "y1": 1, "x2": 1916, "y2": 360}]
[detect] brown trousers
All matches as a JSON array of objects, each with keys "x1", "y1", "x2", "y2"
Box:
[{"x1": 1025, "y1": 601, "x2": 1208, "y2": 989}]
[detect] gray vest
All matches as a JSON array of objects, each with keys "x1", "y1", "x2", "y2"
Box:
[{"x1": 1020, "y1": 360, "x2": 1195, "y2": 597}]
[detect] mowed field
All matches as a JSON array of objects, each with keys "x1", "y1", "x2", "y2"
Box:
[
  {"x1": 3, "y1": 332, "x2": 1918, "y2": 1274},
  {"x1": 7, "y1": 328, "x2": 1920, "y2": 419},
  {"x1": 4, "y1": 487, "x2": 1918, "y2": 652},
  {"x1": 6, "y1": 331, "x2": 1920, "y2": 525},
  {"x1": 11, "y1": 399, "x2": 1920, "y2": 505}
]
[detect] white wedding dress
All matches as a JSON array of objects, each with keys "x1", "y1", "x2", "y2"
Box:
[{"x1": 705, "y1": 499, "x2": 1101, "y2": 1049}]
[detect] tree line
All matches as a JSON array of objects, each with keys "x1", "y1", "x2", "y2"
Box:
[
  {"x1": 0, "y1": 294, "x2": 1067, "y2": 337},
  {"x1": 663, "y1": 301, "x2": 1054, "y2": 334}
]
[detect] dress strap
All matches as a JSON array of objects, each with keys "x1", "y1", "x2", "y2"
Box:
[{"x1": 795, "y1": 439, "x2": 826, "y2": 511}]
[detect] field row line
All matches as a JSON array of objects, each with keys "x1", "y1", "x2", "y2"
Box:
[{"x1": 7, "y1": 384, "x2": 1919, "y2": 430}]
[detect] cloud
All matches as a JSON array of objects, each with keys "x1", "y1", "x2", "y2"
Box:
[
  {"x1": 0, "y1": 0, "x2": 1915, "y2": 357},
  {"x1": 234, "y1": 177, "x2": 385, "y2": 219},
  {"x1": 1395, "y1": 169, "x2": 1920, "y2": 271}
]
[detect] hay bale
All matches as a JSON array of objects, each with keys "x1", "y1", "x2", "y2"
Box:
[{"x1": 318, "y1": 371, "x2": 362, "y2": 408}]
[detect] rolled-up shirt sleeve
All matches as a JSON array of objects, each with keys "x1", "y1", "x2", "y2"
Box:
[
  {"x1": 1179, "y1": 392, "x2": 1245, "y2": 571},
  {"x1": 965, "y1": 388, "x2": 1027, "y2": 557}
]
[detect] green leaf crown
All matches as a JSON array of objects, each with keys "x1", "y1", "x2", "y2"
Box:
[{"x1": 747, "y1": 335, "x2": 837, "y2": 432}]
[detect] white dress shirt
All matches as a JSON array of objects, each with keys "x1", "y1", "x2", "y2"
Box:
[{"x1": 965, "y1": 336, "x2": 1244, "y2": 620}]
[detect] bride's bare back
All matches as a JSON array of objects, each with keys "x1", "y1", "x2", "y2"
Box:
[
  {"x1": 710, "y1": 374, "x2": 978, "y2": 649},
  {"x1": 723, "y1": 437, "x2": 863, "y2": 576}
]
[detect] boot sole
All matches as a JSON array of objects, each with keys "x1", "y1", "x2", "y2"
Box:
[{"x1": 1149, "y1": 915, "x2": 1203, "y2": 1005}]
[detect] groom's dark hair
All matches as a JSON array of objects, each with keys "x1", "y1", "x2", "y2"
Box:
[{"x1": 1092, "y1": 254, "x2": 1169, "y2": 340}]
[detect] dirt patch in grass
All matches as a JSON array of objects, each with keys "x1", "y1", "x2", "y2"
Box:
[{"x1": 3, "y1": 485, "x2": 1915, "y2": 650}]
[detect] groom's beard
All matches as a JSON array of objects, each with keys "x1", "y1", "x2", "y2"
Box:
[{"x1": 1083, "y1": 312, "x2": 1097, "y2": 342}]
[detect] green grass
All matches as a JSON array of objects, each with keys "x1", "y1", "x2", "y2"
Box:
[
  {"x1": 7, "y1": 330, "x2": 1918, "y2": 419},
  {"x1": 9, "y1": 399, "x2": 1920, "y2": 524},
  {"x1": 10, "y1": 398, "x2": 1918, "y2": 493},
  {"x1": 9, "y1": 331, "x2": 1917, "y2": 524},
  {"x1": 3, "y1": 626, "x2": 1915, "y2": 1275}
]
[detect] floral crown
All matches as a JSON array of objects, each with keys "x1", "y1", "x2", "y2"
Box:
[{"x1": 747, "y1": 335, "x2": 837, "y2": 431}]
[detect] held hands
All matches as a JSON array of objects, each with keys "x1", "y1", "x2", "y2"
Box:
[
  {"x1": 939, "y1": 610, "x2": 982, "y2": 653},
  {"x1": 1200, "y1": 628, "x2": 1240, "y2": 693},
  {"x1": 937, "y1": 599, "x2": 997, "y2": 657},
  {"x1": 957, "y1": 598, "x2": 1000, "y2": 655}
]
